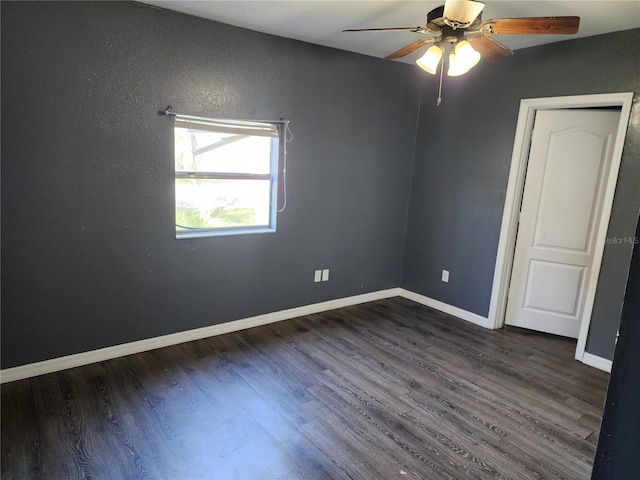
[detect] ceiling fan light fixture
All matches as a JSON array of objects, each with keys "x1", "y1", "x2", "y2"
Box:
[
  {"x1": 447, "y1": 52, "x2": 470, "y2": 76},
  {"x1": 416, "y1": 44, "x2": 443, "y2": 74},
  {"x1": 454, "y1": 40, "x2": 481, "y2": 68}
]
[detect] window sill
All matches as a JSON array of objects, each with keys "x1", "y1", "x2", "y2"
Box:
[{"x1": 176, "y1": 227, "x2": 276, "y2": 239}]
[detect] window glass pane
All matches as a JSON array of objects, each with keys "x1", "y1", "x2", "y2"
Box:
[
  {"x1": 175, "y1": 127, "x2": 271, "y2": 174},
  {"x1": 175, "y1": 179, "x2": 271, "y2": 230}
]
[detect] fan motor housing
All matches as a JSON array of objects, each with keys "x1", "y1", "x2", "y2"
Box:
[
  {"x1": 442, "y1": 28, "x2": 467, "y2": 45},
  {"x1": 427, "y1": 5, "x2": 445, "y2": 24}
]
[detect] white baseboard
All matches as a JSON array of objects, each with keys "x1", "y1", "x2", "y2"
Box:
[
  {"x1": 0, "y1": 288, "x2": 402, "y2": 384},
  {"x1": 398, "y1": 289, "x2": 491, "y2": 328},
  {"x1": 1, "y1": 288, "x2": 493, "y2": 383},
  {"x1": 581, "y1": 352, "x2": 613, "y2": 373},
  {"x1": 2, "y1": 286, "x2": 609, "y2": 383}
]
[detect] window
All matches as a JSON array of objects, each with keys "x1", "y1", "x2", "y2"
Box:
[{"x1": 174, "y1": 116, "x2": 282, "y2": 238}]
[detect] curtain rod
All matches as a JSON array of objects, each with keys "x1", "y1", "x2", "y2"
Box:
[{"x1": 158, "y1": 106, "x2": 290, "y2": 125}]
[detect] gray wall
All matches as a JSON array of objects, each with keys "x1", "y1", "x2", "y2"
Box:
[
  {"x1": 402, "y1": 28, "x2": 640, "y2": 360},
  {"x1": 2, "y1": 1, "x2": 638, "y2": 369},
  {"x1": 1, "y1": 1, "x2": 420, "y2": 368}
]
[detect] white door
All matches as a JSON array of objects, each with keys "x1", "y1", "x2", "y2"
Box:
[{"x1": 505, "y1": 109, "x2": 620, "y2": 338}]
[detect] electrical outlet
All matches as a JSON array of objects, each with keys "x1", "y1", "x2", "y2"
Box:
[
  {"x1": 322, "y1": 269, "x2": 329, "y2": 282},
  {"x1": 314, "y1": 270, "x2": 322, "y2": 282},
  {"x1": 442, "y1": 270, "x2": 449, "y2": 283}
]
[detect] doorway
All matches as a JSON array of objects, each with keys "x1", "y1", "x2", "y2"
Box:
[{"x1": 487, "y1": 93, "x2": 633, "y2": 370}]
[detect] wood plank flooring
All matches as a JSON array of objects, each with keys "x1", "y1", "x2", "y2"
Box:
[{"x1": 1, "y1": 298, "x2": 610, "y2": 479}]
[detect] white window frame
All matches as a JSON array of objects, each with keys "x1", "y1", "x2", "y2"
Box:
[{"x1": 173, "y1": 116, "x2": 282, "y2": 239}]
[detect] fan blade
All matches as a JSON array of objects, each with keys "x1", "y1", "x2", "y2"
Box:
[
  {"x1": 343, "y1": 27, "x2": 424, "y2": 33},
  {"x1": 483, "y1": 16, "x2": 580, "y2": 35},
  {"x1": 443, "y1": 0, "x2": 485, "y2": 28},
  {"x1": 468, "y1": 36, "x2": 513, "y2": 61},
  {"x1": 384, "y1": 37, "x2": 438, "y2": 60}
]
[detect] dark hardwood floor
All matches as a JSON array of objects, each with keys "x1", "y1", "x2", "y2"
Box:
[{"x1": 1, "y1": 298, "x2": 610, "y2": 479}]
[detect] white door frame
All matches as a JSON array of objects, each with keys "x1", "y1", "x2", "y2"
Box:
[{"x1": 487, "y1": 92, "x2": 634, "y2": 364}]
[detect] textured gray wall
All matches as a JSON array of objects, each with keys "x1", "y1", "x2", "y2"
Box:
[
  {"x1": 402, "y1": 28, "x2": 640, "y2": 360},
  {"x1": 2, "y1": 1, "x2": 638, "y2": 369},
  {"x1": 1, "y1": 1, "x2": 420, "y2": 368}
]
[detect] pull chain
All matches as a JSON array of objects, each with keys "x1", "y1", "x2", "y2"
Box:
[{"x1": 437, "y1": 58, "x2": 444, "y2": 107}]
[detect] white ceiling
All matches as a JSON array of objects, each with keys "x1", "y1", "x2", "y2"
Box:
[{"x1": 140, "y1": 1, "x2": 640, "y2": 64}]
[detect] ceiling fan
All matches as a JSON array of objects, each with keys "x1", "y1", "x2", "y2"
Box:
[{"x1": 344, "y1": 0, "x2": 579, "y2": 103}]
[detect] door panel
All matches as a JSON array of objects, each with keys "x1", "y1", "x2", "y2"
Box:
[
  {"x1": 505, "y1": 109, "x2": 620, "y2": 338},
  {"x1": 533, "y1": 129, "x2": 608, "y2": 252},
  {"x1": 524, "y1": 260, "x2": 584, "y2": 317}
]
